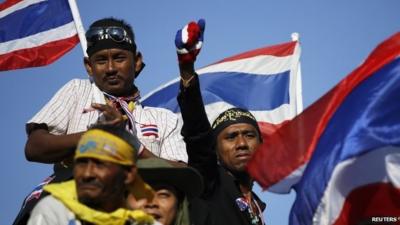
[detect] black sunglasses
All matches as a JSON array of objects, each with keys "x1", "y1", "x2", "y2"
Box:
[{"x1": 85, "y1": 26, "x2": 134, "y2": 46}]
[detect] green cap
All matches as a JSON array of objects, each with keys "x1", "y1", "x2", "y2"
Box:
[{"x1": 137, "y1": 158, "x2": 203, "y2": 197}]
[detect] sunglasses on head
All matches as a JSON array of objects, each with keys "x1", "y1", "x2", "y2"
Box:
[{"x1": 85, "y1": 26, "x2": 134, "y2": 46}]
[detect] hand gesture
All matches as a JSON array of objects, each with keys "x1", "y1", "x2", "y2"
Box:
[{"x1": 91, "y1": 102, "x2": 124, "y2": 126}]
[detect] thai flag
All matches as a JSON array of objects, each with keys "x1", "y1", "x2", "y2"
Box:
[
  {"x1": 142, "y1": 41, "x2": 302, "y2": 189},
  {"x1": 140, "y1": 124, "x2": 159, "y2": 138},
  {"x1": 22, "y1": 175, "x2": 54, "y2": 208},
  {"x1": 0, "y1": 0, "x2": 79, "y2": 71},
  {"x1": 250, "y1": 32, "x2": 400, "y2": 225}
]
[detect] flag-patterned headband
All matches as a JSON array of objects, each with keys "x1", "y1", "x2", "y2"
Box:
[{"x1": 74, "y1": 129, "x2": 137, "y2": 166}]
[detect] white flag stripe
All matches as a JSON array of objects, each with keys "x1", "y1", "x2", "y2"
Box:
[
  {"x1": 196, "y1": 54, "x2": 295, "y2": 76},
  {"x1": 313, "y1": 146, "x2": 400, "y2": 225},
  {"x1": 267, "y1": 164, "x2": 306, "y2": 193},
  {"x1": 0, "y1": 21, "x2": 77, "y2": 54},
  {"x1": 141, "y1": 76, "x2": 180, "y2": 102},
  {"x1": 174, "y1": 101, "x2": 292, "y2": 125},
  {"x1": 0, "y1": 0, "x2": 47, "y2": 19}
]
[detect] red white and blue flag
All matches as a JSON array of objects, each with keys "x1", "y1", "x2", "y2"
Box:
[
  {"x1": 0, "y1": 0, "x2": 79, "y2": 71},
  {"x1": 142, "y1": 39, "x2": 303, "y2": 193},
  {"x1": 249, "y1": 32, "x2": 400, "y2": 225},
  {"x1": 140, "y1": 124, "x2": 159, "y2": 138},
  {"x1": 22, "y1": 175, "x2": 54, "y2": 208}
]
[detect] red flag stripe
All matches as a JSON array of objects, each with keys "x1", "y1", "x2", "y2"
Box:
[{"x1": 0, "y1": 35, "x2": 79, "y2": 71}]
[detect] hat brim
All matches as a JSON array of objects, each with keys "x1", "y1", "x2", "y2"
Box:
[
  {"x1": 138, "y1": 167, "x2": 203, "y2": 198},
  {"x1": 129, "y1": 174, "x2": 154, "y2": 201}
]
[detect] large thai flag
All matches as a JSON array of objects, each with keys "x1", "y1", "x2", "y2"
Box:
[
  {"x1": 0, "y1": 0, "x2": 79, "y2": 71},
  {"x1": 250, "y1": 32, "x2": 400, "y2": 225},
  {"x1": 142, "y1": 40, "x2": 302, "y2": 190}
]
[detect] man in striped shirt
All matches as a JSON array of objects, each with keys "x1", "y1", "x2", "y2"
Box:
[
  {"x1": 25, "y1": 17, "x2": 187, "y2": 166},
  {"x1": 14, "y1": 17, "x2": 187, "y2": 225}
]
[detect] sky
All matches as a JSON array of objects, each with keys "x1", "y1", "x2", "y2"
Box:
[{"x1": 1, "y1": 0, "x2": 399, "y2": 224}]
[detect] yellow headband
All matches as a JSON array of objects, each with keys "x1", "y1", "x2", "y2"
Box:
[
  {"x1": 74, "y1": 129, "x2": 154, "y2": 200},
  {"x1": 74, "y1": 129, "x2": 136, "y2": 166}
]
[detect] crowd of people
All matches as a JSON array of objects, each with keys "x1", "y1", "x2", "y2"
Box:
[{"x1": 13, "y1": 17, "x2": 266, "y2": 225}]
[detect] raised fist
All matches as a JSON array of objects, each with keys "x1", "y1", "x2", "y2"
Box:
[{"x1": 175, "y1": 19, "x2": 205, "y2": 64}]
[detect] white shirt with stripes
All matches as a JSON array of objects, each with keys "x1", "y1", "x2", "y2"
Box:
[{"x1": 28, "y1": 79, "x2": 187, "y2": 162}]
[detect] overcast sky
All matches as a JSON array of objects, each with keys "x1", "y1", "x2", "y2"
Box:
[{"x1": 1, "y1": 1, "x2": 399, "y2": 224}]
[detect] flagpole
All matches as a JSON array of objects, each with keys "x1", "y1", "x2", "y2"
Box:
[
  {"x1": 291, "y1": 32, "x2": 303, "y2": 113},
  {"x1": 67, "y1": 0, "x2": 87, "y2": 57}
]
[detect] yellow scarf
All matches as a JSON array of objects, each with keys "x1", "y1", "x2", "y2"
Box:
[{"x1": 44, "y1": 180, "x2": 154, "y2": 225}]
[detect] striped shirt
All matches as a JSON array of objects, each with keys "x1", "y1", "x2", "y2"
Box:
[{"x1": 28, "y1": 79, "x2": 187, "y2": 162}]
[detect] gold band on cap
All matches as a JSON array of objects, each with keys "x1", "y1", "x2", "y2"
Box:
[
  {"x1": 74, "y1": 129, "x2": 136, "y2": 166},
  {"x1": 212, "y1": 109, "x2": 256, "y2": 129}
]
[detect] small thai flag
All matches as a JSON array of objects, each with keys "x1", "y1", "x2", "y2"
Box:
[
  {"x1": 23, "y1": 175, "x2": 55, "y2": 208},
  {"x1": 140, "y1": 124, "x2": 159, "y2": 138}
]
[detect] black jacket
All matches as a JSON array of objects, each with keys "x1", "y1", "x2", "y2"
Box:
[{"x1": 178, "y1": 75, "x2": 266, "y2": 225}]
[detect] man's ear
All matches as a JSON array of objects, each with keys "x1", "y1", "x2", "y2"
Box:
[
  {"x1": 84, "y1": 57, "x2": 93, "y2": 76},
  {"x1": 134, "y1": 52, "x2": 145, "y2": 78}
]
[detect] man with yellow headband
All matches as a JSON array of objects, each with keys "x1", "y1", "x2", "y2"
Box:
[{"x1": 27, "y1": 124, "x2": 160, "y2": 225}]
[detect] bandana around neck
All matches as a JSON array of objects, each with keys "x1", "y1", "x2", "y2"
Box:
[{"x1": 43, "y1": 180, "x2": 154, "y2": 225}]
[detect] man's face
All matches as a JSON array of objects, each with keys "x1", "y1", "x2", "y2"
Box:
[
  {"x1": 85, "y1": 48, "x2": 136, "y2": 96},
  {"x1": 73, "y1": 157, "x2": 128, "y2": 211},
  {"x1": 216, "y1": 123, "x2": 261, "y2": 172},
  {"x1": 134, "y1": 186, "x2": 179, "y2": 225}
]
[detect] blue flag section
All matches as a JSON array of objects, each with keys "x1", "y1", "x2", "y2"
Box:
[
  {"x1": 0, "y1": 0, "x2": 79, "y2": 71},
  {"x1": 287, "y1": 32, "x2": 400, "y2": 225}
]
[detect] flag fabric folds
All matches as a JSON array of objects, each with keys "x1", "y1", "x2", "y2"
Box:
[
  {"x1": 0, "y1": 0, "x2": 79, "y2": 71},
  {"x1": 142, "y1": 40, "x2": 302, "y2": 191},
  {"x1": 249, "y1": 32, "x2": 400, "y2": 225}
]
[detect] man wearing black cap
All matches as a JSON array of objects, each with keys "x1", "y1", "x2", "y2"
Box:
[
  {"x1": 175, "y1": 20, "x2": 266, "y2": 225},
  {"x1": 15, "y1": 17, "x2": 186, "y2": 225}
]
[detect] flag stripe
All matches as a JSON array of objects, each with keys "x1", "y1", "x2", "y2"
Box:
[
  {"x1": 310, "y1": 147, "x2": 400, "y2": 225},
  {"x1": 198, "y1": 54, "x2": 295, "y2": 75},
  {"x1": 333, "y1": 183, "x2": 400, "y2": 225},
  {"x1": 0, "y1": 34, "x2": 79, "y2": 71},
  {"x1": 142, "y1": 71, "x2": 290, "y2": 112},
  {"x1": 0, "y1": 21, "x2": 77, "y2": 54},
  {"x1": 202, "y1": 101, "x2": 293, "y2": 124},
  {"x1": 0, "y1": 0, "x2": 25, "y2": 11},
  {"x1": 0, "y1": 0, "x2": 73, "y2": 42},
  {"x1": 141, "y1": 128, "x2": 158, "y2": 132},
  {"x1": 214, "y1": 41, "x2": 297, "y2": 63},
  {"x1": 0, "y1": 0, "x2": 45, "y2": 17}
]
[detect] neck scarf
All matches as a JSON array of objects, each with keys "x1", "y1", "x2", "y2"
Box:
[
  {"x1": 103, "y1": 91, "x2": 141, "y2": 134},
  {"x1": 44, "y1": 180, "x2": 154, "y2": 225}
]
